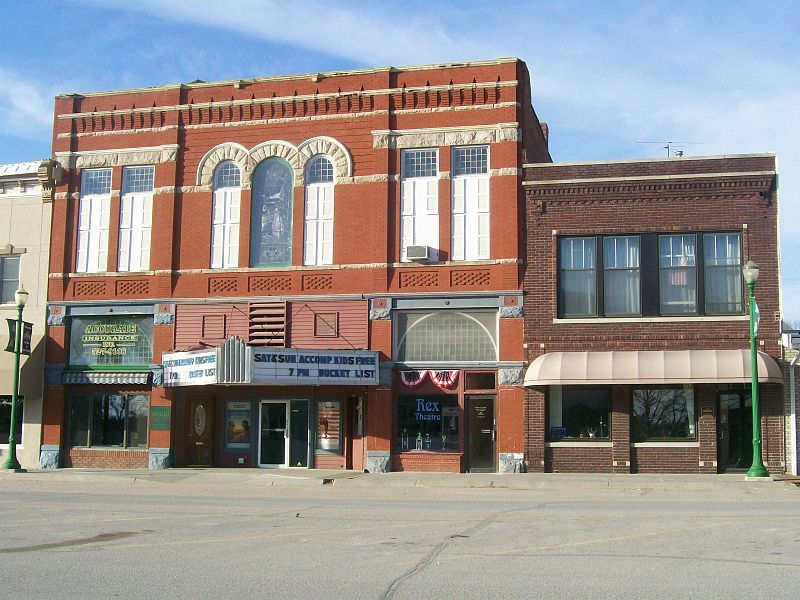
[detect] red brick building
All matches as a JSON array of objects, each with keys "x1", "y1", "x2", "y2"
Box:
[
  {"x1": 522, "y1": 155, "x2": 784, "y2": 474},
  {"x1": 41, "y1": 58, "x2": 550, "y2": 472}
]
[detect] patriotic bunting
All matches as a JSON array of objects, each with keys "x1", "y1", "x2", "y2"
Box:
[{"x1": 396, "y1": 370, "x2": 460, "y2": 389}]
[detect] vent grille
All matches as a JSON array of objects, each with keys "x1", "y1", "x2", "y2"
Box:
[
  {"x1": 249, "y1": 301, "x2": 287, "y2": 346},
  {"x1": 116, "y1": 280, "x2": 150, "y2": 296},
  {"x1": 74, "y1": 280, "x2": 107, "y2": 297},
  {"x1": 451, "y1": 270, "x2": 491, "y2": 287},
  {"x1": 399, "y1": 271, "x2": 439, "y2": 288},
  {"x1": 209, "y1": 278, "x2": 238, "y2": 294}
]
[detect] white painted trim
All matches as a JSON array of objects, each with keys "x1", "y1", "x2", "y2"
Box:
[
  {"x1": 523, "y1": 171, "x2": 776, "y2": 186},
  {"x1": 55, "y1": 145, "x2": 179, "y2": 169},
  {"x1": 546, "y1": 441, "x2": 613, "y2": 448},
  {"x1": 553, "y1": 315, "x2": 749, "y2": 324},
  {"x1": 630, "y1": 442, "x2": 700, "y2": 448}
]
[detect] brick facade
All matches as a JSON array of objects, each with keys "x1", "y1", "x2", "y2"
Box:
[
  {"x1": 43, "y1": 58, "x2": 549, "y2": 472},
  {"x1": 523, "y1": 155, "x2": 784, "y2": 474}
]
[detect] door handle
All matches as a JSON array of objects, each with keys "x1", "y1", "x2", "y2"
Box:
[{"x1": 480, "y1": 429, "x2": 492, "y2": 434}]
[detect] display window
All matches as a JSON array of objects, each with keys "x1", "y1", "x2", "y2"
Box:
[{"x1": 397, "y1": 395, "x2": 459, "y2": 452}]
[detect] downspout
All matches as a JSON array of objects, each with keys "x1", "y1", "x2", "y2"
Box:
[{"x1": 791, "y1": 352, "x2": 799, "y2": 476}]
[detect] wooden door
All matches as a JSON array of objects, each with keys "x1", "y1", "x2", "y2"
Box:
[{"x1": 187, "y1": 397, "x2": 214, "y2": 467}]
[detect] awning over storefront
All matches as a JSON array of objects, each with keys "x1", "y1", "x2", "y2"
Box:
[
  {"x1": 523, "y1": 349, "x2": 783, "y2": 387},
  {"x1": 63, "y1": 371, "x2": 150, "y2": 385}
]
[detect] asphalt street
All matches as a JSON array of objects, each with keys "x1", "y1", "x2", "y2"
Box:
[{"x1": 0, "y1": 470, "x2": 798, "y2": 599}]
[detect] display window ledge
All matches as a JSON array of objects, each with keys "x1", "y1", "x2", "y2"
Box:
[
  {"x1": 546, "y1": 441, "x2": 612, "y2": 448},
  {"x1": 630, "y1": 441, "x2": 699, "y2": 448},
  {"x1": 393, "y1": 450, "x2": 463, "y2": 455},
  {"x1": 68, "y1": 447, "x2": 149, "y2": 452}
]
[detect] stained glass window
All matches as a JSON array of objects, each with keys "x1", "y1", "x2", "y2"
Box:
[{"x1": 251, "y1": 158, "x2": 293, "y2": 266}]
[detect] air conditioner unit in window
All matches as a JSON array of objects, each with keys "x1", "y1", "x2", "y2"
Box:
[{"x1": 406, "y1": 245, "x2": 431, "y2": 261}]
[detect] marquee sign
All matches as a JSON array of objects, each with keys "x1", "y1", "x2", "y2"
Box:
[
  {"x1": 162, "y1": 340, "x2": 379, "y2": 387},
  {"x1": 251, "y1": 348, "x2": 379, "y2": 386},
  {"x1": 162, "y1": 349, "x2": 218, "y2": 386}
]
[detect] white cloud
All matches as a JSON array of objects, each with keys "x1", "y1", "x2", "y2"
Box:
[
  {"x1": 78, "y1": 0, "x2": 482, "y2": 66},
  {"x1": 0, "y1": 66, "x2": 54, "y2": 141}
]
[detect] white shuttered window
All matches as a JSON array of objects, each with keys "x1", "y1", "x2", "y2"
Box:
[
  {"x1": 77, "y1": 169, "x2": 111, "y2": 273},
  {"x1": 304, "y1": 156, "x2": 334, "y2": 265},
  {"x1": 119, "y1": 166, "x2": 154, "y2": 272},
  {"x1": 400, "y1": 149, "x2": 439, "y2": 262},
  {"x1": 211, "y1": 162, "x2": 241, "y2": 269},
  {"x1": 451, "y1": 146, "x2": 489, "y2": 261}
]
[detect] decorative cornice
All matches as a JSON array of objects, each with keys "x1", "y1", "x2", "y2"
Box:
[
  {"x1": 57, "y1": 79, "x2": 519, "y2": 119},
  {"x1": 196, "y1": 136, "x2": 353, "y2": 188},
  {"x1": 523, "y1": 171, "x2": 776, "y2": 186},
  {"x1": 525, "y1": 178, "x2": 776, "y2": 200},
  {"x1": 373, "y1": 123, "x2": 519, "y2": 149},
  {"x1": 55, "y1": 144, "x2": 180, "y2": 169}
]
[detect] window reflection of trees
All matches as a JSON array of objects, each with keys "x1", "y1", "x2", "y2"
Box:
[
  {"x1": 251, "y1": 158, "x2": 293, "y2": 266},
  {"x1": 632, "y1": 387, "x2": 694, "y2": 440}
]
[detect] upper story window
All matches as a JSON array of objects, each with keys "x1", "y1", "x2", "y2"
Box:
[
  {"x1": 451, "y1": 146, "x2": 489, "y2": 261},
  {"x1": 559, "y1": 237, "x2": 596, "y2": 317},
  {"x1": 603, "y1": 236, "x2": 640, "y2": 316},
  {"x1": 703, "y1": 233, "x2": 742, "y2": 314},
  {"x1": 76, "y1": 169, "x2": 112, "y2": 273},
  {"x1": 251, "y1": 158, "x2": 293, "y2": 267},
  {"x1": 118, "y1": 166, "x2": 154, "y2": 272},
  {"x1": 304, "y1": 156, "x2": 334, "y2": 266},
  {"x1": 0, "y1": 255, "x2": 20, "y2": 304},
  {"x1": 210, "y1": 162, "x2": 241, "y2": 269},
  {"x1": 400, "y1": 149, "x2": 439, "y2": 262},
  {"x1": 558, "y1": 232, "x2": 743, "y2": 318},
  {"x1": 659, "y1": 234, "x2": 697, "y2": 315}
]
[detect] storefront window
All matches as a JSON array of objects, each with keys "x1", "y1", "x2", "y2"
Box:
[
  {"x1": 632, "y1": 386, "x2": 696, "y2": 440},
  {"x1": 397, "y1": 395, "x2": 459, "y2": 452},
  {"x1": 548, "y1": 387, "x2": 610, "y2": 440},
  {"x1": 68, "y1": 393, "x2": 149, "y2": 448},
  {"x1": 0, "y1": 395, "x2": 23, "y2": 444},
  {"x1": 68, "y1": 315, "x2": 154, "y2": 367},
  {"x1": 316, "y1": 400, "x2": 342, "y2": 454},
  {"x1": 225, "y1": 401, "x2": 252, "y2": 449}
]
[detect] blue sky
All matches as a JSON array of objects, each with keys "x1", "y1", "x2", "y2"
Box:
[{"x1": 2, "y1": 1, "x2": 798, "y2": 321}]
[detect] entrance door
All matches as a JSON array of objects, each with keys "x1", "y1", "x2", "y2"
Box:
[
  {"x1": 467, "y1": 395, "x2": 495, "y2": 472},
  {"x1": 187, "y1": 397, "x2": 214, "y2": 467},
  {"x1": 259, "y1": 400, "x2": 309, "y2": 468},
  {"x1": 718, "y1": 391, "x2": 752, "y2": 471}
]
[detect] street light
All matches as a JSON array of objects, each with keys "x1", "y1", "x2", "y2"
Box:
[
  {"x1": 2, "y1": 285, "x2": 28, "y2": 471},
  {"x1": 742, "y1": 259, "x2": 768, "y2": 478}
]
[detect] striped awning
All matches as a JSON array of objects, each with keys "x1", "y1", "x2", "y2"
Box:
[
  {"x1": 524, "y1": 349, "x2": 783, "y2": 386},
  {"x1": 63, "y1": 371, "x2": 151, "y2": 385}
]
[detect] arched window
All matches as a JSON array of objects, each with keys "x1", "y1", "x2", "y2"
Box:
[
  {"x1": 210, "y1": 161, "x2": 241, "y2": 268},
  {"x1": 304, "y1": 156, "x2": 334, "y2": 265},
  {"x1": 395, "y1": 310, "x2": 498, "y2": 362},
  {"x1": 251, "y1": 158, "x2": 293, "y2": 267}
]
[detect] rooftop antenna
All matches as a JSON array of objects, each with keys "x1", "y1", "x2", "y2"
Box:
[{"x1": 635, "y1": 141, "x2": 703, "y2": 158}]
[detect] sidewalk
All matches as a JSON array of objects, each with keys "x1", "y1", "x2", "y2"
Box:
[{"x1": 2, "y1": 467, "x2": 795, "y2": 492}]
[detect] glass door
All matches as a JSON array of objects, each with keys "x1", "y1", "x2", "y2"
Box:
[
  {"x1": 259, "y1": 401, "x2": 288, "y2": 467},
  {"x1": 718, "y1": 391, "x2": 752, "y2": 471},
  {"x1": 467, "y1": 395, "x2": 495, "y2": 472}
]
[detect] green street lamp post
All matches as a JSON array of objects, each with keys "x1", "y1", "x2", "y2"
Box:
[
  {"x1": 2, "y1": 286, "x2": 28, "y2": 472},
  {"x1": 742, "y1": 259, "x2": 769, "y2": 479}
]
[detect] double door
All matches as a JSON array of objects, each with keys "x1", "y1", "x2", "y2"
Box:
[{"x1": 259, "y1": 400, "x2": 310, "y2": 468}]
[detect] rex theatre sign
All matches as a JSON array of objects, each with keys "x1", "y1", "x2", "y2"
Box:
[
  {"x1": 251, "y1": 348, "x2": 379, "y2": 386},
  {"x1": 68, "y1": 316, "x2": 154, "y2": 367}
]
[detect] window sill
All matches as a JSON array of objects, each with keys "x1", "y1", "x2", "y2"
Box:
[
  {"x1": 553, "y1": 315, "x2": 748, "y2": 324},
  {"x1": 630, "y1": 441, "x2": 699, "y2": 448},
  {"x1": 68, "y1": 447, "x2": 148, "y2": 451},
  {"x1": 546, "y1": 441, "x2": 612, "y2": 448},
  {"x1": 393, "y1": 450, "x2": 462, "y2": 455}
]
